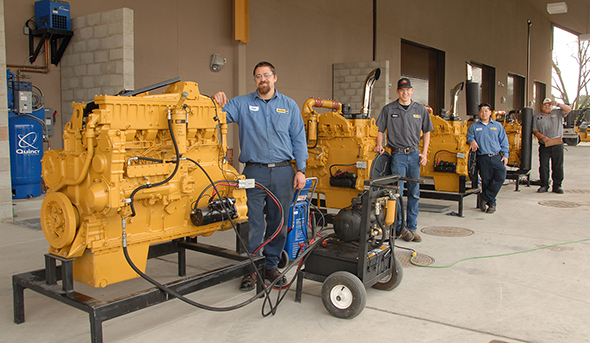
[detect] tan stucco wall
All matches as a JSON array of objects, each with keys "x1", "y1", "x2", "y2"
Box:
[
  {"x1": 4, "y1": 0, "x2": 554, "y2": 119},
  {"x1": 1, "y1": 0, "x2": 555, "y2": 218}
]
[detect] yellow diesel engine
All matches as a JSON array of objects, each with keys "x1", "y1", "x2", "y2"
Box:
[
  {"x1": 421, "y1": 109, "x2": 524, "y2": 192},
  {"x1": 419, "y1": 110, "x2": 476, "y2": 192},
  {"x1": 303, "y1": 69, "x2": 382, "y2": 209},
  {"x1": 421, "y1": 81, "x2": 531, "y2": 192},
  {"x1": 40, "y1": 80, "x2": 248, "y2": 288},
  {"x1": 492, "y1": 110, "x2": 523, "y2": 166}
]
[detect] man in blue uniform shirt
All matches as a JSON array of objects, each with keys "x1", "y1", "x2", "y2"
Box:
[
  {"x1": 213, "y1": 61, "x2": 308, "y2": 291},
  {"x1": 374, "y1": 78, "x2": 433, "y2": 242},
  {"x1": 466, "y1": 103, "x2": 509, "y2": 213}
]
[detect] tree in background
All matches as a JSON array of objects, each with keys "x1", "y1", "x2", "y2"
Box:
[{"x1": 552, "y1": 39, "x2": 590, "y2": 109}]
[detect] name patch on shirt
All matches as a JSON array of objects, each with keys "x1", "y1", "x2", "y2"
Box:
[
  {"x1": 391, "y1": 114, "x2": 399, "y2": 118},
  {"x1": 413, "y1": 114, "x2": 421, "y2": 118},
  {"x1": 276, "y1": 108, "x2": 288, "y2": 114},
  {"x1": 249, "y1": 105, "x2": 259, "y2": 111},
  {"x1": 476, "y1": 128, "x2": 483, "y2": 131},
  {"x1": 551, "y1": 115, "x2": 556, "y2": 118},
  {"x1": 491, "y1": 127, "x2": 497, "y2": 130}
]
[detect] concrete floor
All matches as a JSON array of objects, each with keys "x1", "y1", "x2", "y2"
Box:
[{"x1": 2, "y1": 141, "x2": 590, "y2": 343}]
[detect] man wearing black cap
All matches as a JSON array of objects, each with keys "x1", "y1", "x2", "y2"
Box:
[
  {"x1": 532, "y1": 98, "x2": 571, "y2": 194},
  {"x1": 466, "y1": 103, "x2": 509, "y2": 213},
  {"x1": 374, "y1": 77, "x2": 433, "y2": 242}
]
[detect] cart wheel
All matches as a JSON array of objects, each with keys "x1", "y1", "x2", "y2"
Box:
[
  {"x1": 321, "y1": 271, "x2": 366, "y2": 319},
  {"x1": 278, "y1": 250, "x2": 289, "y2": 269},
  {"x1": 372, "y1": 255, "x2": 403, "y2": 291}
]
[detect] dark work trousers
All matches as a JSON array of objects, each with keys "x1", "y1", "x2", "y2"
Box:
[
  {"x1": 477, "y1": 154, "x2": 506, "y2": 207},
  {"x1": 538, "y1": 143, "x2": 564, "y2": 189},
  {"x1": 242, "y1": 164, "x2": 294, "y2": 270}
]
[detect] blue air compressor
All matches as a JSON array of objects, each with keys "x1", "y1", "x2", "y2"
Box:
[
  {"x1": 283, "y1": 178, "x2": 317, "y2": 263},
  {"x1": 7, "y1": 70, "x2": 45, "y2": 199},
  {"x1": 34, "y1": 0, "x2": 71, "y2": 31}
]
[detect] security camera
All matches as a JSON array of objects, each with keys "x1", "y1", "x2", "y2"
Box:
[{"x1": 210, "y1": 54, "x2": 226, "y2": 72}]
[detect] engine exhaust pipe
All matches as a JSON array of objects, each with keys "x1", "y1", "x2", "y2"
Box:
[
  {"x1": 360, "y1": 68, "x2": 381, "y2": 117},
  {"x1": 448, "y1": 82, "x2": 464, "y2": 119}
]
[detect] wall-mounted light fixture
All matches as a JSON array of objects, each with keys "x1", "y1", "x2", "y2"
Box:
[
  {"x1": 547, "y1": 2, "x2": 568, "y2": 14},
  {"x1": 210, "y1": 54, "x2": 226, "y2": 72}
]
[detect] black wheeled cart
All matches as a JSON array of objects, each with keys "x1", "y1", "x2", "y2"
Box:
[{"x1": 294, "y1": 175, "x2": 404, "y2": 318}]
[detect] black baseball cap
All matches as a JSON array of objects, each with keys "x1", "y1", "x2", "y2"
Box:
[
  {"x1": 478, "y1": 103, "x2": 491, "y2": 110},
  {"x1": 397, "y1": 78, "x2": 413, "y2": 89}
]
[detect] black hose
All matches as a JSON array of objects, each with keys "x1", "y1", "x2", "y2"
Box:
[
  {"x1": 374, "y1": 213, "x2": 387, "y2": 248},
  {"x1": 129, "y1": 117, "x2": 180, "y2": 217},
  {"x1": 397, "y1": 194, "x2": 406, "y2": 235}
]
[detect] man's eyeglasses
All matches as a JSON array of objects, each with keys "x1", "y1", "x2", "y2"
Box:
[{"x1": 255, "y1": 73, "x2": 274, "y2": 80}]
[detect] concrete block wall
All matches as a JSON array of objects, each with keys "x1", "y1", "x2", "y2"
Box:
[
  {"x1": 0, "y1": 0, "x2": 13, "y2": 219},
  {"x1": 333, "y1": 60, "x2": 390, "y2": 118},
  {"x1": 61, "y1": 8, "x2": 134, "y2": 126}
]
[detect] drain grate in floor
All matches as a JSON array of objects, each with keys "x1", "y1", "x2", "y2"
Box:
[
  {"x1": 538, "y1": 200, "x2": 580, "y2": 208},
  {"x1": 395, "y1": 250, "x2": 434, "y2": 267},
  {"x1": 420, "y1": 226, "x2": 474, "y2": 237}
]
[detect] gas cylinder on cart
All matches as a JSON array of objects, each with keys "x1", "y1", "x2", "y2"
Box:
[{"x1": 8, "y1": 108, "x2": 44, "y2": 198}]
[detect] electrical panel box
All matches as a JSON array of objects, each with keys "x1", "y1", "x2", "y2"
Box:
[
  {"x1": 45, "y1": 108, "x2": 54, "y2": 136},
  {"x1": 35, "y1": 0, "x2": 71, "y2": 31},
  {"x1": 15, "y1": 91, "x2": 33, "y2": 114}
]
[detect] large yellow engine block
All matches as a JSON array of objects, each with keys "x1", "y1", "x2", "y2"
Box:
[
  {"x1": 420, "y1": 112, "x2": 473, "y2": 192},
  {"x1": 40, "y1": 81, "x2": 248, "y2": 288},
  {"x1": 492, "y1": 111, "x2": 523, "y2": 167},
  {"x1": 422, "y1": 110, "x2": 523, "y2": 192},
  {"x1": 303, "y1": 98, "x2": 380, "y2": 209}
]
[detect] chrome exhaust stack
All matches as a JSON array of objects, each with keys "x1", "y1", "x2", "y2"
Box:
[
  {"x1": 360, "y1": 68, "x2": 381, "y2": 117},
  {"x1": 448, "y1": 81, "x2": 464, "y2": 119}
]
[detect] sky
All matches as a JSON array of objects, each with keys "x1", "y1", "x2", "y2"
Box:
[{"x1": 552, "y1": 27, "x2": 580, "y2": 102}]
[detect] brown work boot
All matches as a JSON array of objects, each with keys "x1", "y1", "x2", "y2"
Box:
[
  {"x1": 239, "y1": 273, "x2": 255, "y2": 291},
  {"x1": 399, "y1": 228, "x2": 414, "y2": 242},
  {"x1": 265, "y1": 268, "x2": 286, "y2": 286},
  {"x1": 412, "y1": 231, "x2": 422, "y2": 242}
]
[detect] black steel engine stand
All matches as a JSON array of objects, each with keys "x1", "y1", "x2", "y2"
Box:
[{"x1": 12, "y1": 227, "x2": 263, "y2": 343}]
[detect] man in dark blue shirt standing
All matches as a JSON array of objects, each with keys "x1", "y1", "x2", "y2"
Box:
[
  {"x1": 213, "y1": 61, "x2": 308, "y2": 291},
  {"x1": 466, "y1": 103, "x2": 509, "y2": 214}
]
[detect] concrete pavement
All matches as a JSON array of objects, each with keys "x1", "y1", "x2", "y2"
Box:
[{"x1": 2, "y1": 141, "x2": 589, "y2": 343}]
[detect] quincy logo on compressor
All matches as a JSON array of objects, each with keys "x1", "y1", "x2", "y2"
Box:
[{"x1": 16, "y1": 132, "x2": 41, "y2": 155}]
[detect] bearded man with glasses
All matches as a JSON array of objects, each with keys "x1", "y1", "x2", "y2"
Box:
[{"x1": 213, "y1": 61, "x2": 308, "y2": 291}]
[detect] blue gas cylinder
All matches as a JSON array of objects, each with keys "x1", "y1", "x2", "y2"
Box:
[{"x1": 9, "y1": 109, "x2": 44, "y2": 198}]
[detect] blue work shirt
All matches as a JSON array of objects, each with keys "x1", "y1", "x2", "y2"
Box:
[
  {"x1": 466, "y1": 120, "x2": 510, "y2": 158},
  {"x1": 223, "y1": 90, "x2": 308, "y2": 171}
]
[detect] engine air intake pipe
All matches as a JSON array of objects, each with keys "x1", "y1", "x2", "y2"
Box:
[{"x1": 302, "y1": 98, "x2": 342, "y2": 146}]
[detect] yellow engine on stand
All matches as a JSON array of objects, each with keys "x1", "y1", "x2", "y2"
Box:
[
  {"x1": 303, "y1": 98, "x2": 380, "y2": 208},
  {"x1": 420, "y1": 109, "x2": 524, "y2": 192},
  {"x1": 40, "y1": 80, "x2": 248, "y2": 288},
  {"x1": 419, "y1": 108, "x2": 475, "y2": 192},
  {"x1": 303, "y1": 69, "x2": 382, "y2": 209},
  {"x1": 492, "y1": 110, "x2": 523, "y2": 166}
]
